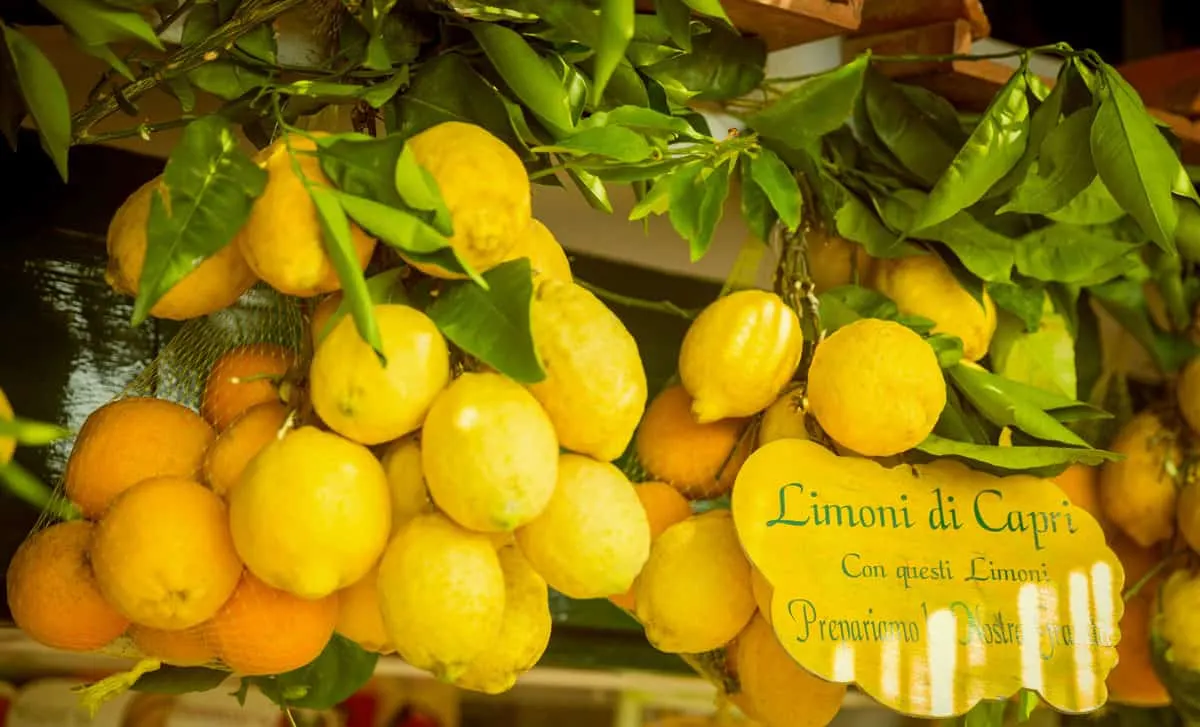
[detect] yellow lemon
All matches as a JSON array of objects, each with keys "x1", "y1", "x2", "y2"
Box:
[
  {"x1": 526, "y1": 278, "x2": 647, "y2": 461},
  {"x1": 1154, "y1": 569, "x2": 1200, "y2": 672},
  {"x1": 733, "y1": 614, "x2": 847, "y2": 727},
  {"x1": 807, "y1": 229, "x2": 873, "y2": 294},
  {"x1": 757, "y1": 383, "x2": 809, "y2": 447},
  {"x1": 335, "y1": 564, "x2": 393, "y2": 654},
  {"x1": 517, "y1": 453, "x2": 650, "y2": 599},
  {"x1": 1099, "y1": 410, "x2": 1181, "y2": 548},
  {"x1": 229, "y1": 426, "x2": 392, "y2": 598},
  {"x1": 679, "y1": 289, "x2": 803, "y2": 423},
  {"x1": 380, "y1": 434, "x2": 432, "y2": 532},
  {"x1": 806, "y1": 318, "x2": 945, "y2": 457},
  {"x1": 503, "y1": 219, "x2": 573, "y2": 282},
  {"x1": 310, "y1": 304, "x2": 451, "y2": 445}
]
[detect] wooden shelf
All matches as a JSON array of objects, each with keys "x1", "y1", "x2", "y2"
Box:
[
  {"x1": 635, "y1": 0, "x2": 864, "y2": 50},
  {"x1": 843, "y1": 19, "x2": 974, "y2": 77},
  {"x1": 855, "y1": 0, "x2": 989, "y2": 38}
]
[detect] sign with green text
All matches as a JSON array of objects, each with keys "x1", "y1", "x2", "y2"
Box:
[{"x1": 732, "y1": 439, "x2": 1124, "y2": 718}]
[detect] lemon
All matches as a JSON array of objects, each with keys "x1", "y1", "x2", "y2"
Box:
[
  {"x1": 403, "y1": 122, "x2": 530, "y2": 278},
  {"x1": 235, "y1": 133, "x2": 377, "y2": 297},
  {"x1": 757, "y1": 383, "x2": 809, "y2": 447},
  {"x1": 335, "y1": 564, "x2": 393, "y2": 654},
  {"x1": 503, "y1": 219, "x2": 573, "y2": 282},
  {"x1": 870, "y1": 254, "x2": 996, "y2": 361},
  {"x1": 733, "y1": 614, "x2": 847, "y2": 727},
  {"x1": 807, "y1": 229, "x2": 873, "y2": 294},
  {"x1": 455, "y1": 545, "x2": 552, "y2": 694},
  {"x1": 1155, "y1": 569, "x2": 1200, "y2": 671},
  {"x1": 516, "y1": 454, "x2": 650, "y2": 599},
  {"x1": 526, "y1": 278, "x2": 647, "y2": 461},
  {"x1": 1099, "y1": 410, "x2": 1181, "y2": 548},
  {"x1": 679, "y1": 289, "x2": 803, "y2": 423},
  {"x1": 635, "y1": 510, "x2": 756, "y2": 654},
  {"x1": 377, "y1": 512, "x2": 505, "y2": 680},
  {"x1": 229, "y1": 426, "x2": 392, "y2": 599},
  {"x1": 380, "y1": 434, "x2": 432, "y2": 532},
  {"x1": 1176, "y1": 357, "x2": 1200, "y2": 438},
  {"x1": 750, "y1": 567, "x2": 774, "y2": 625},
  {"x1": 806, "y1": 318, "x2": 945, "y2": 457},
  {"x1": 422, "y1": 372, "x2": 559, "y2": 532},
  {"x1": 310, "y1": 304, "x2": 451, "y2": 445}
]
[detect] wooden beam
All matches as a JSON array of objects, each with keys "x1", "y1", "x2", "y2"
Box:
[
  {"x1": 843, "y1": 20, "x2": 974, "y2": 77},
  {"x1": 855, "y1": 0, "x2": 989, "y2": 39},
  {"x1": 635, "y1": 0, "x2": 863, "y2": 50}
]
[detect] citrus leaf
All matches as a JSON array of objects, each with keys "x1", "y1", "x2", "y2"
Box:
[
  {"x1": 680, "y1": 0, "x2": 731, "y2": 23},
  {"x1": 911, "y1": 69, "x2": 1030, "y2": 232},
  {"x1": 817, "y1": 285, "x2": 936, "y2": 336},
  {"x1": 251, "y1": 635, "x2": 377, "y2": 711},
  {"x1": 592, "y1": 0, "x2": 635, "y2": 105},
  {"x1": 0, "y1": 23, "x2": 69, "y2": 181},
  {"x1": 748, "y1": 148, "x2": 800, "y2": 231},
  {"x1": 0, "y1": 417, "x2": 71, "y2": 445},
  {"x1": 928, "y1": 334, "x2": 964, "y2": 368},
  {"x1": 1013, "y1": 223, "x2": 1139, "y2": 283},
  {"x1": 0, "y1": 460, "x2": 79, "y2": 521},
  {"x1": 1000, "y1": 106, "x2": 1098, "y2": 216},
  {"x1": 134, "y1": 116, "x2": 266, "y2": 326},
  {"x1": 914, "y1": 435, "x2": 1119, "y2": 473},
  {"x1": 863, "y1": 68, "x2": 957, "y2": 186},
  {"x1": 748, "y1": 54, "x2": 868, "y2": 152},
  {"x1": 1045, "y1": 175, "x2": 1126, "y2": 225},
  {"x1": 581, "y1": 105, "x2": 699, "y2": 138},
  {"x1": 642, "y1": 23, "x2": 764, "y2": 103},
  {"x1": 897, "y1": 84, "x2": 967, "y2": 146},
  {"x1": 427, "y1": 259, "x2": 545, "y2": 384},
  {"x1": 987, "y1": 282, "x2": 1045, "y2": 332},
  {"x1": 316, "y1": 269, "x2": 409, "y2": 346},
  {"x1": 654, "y1": 0, "x2": 693, "y2": 51},
  {"x1": 1089, "y1": 277, "x2": 1200, "y2": 374},
  {"x1": 947, "y1": 363, "x2": 1092, "y2": 446},
  {"x1": 132, "y1": 666, "x2": 229, "y2": 695},
  {"x1": 826, "y1": 178, "x2": 921, "y2": 258},
  {"x1": 40, "y1": 0, "x2": 163, "y2": 49},
  {"x1": 629, "y1": 172, "x2": 671, "y2": 219},
  {"x1": 668, "y1": 159, "x2": 732, "y2": 261},
  {"x1": 470, "y1": 23, "x2": 575, "y2": 137},
  {"x1": 739, "y1": 156, "x2": 775, "y2": 243},
  {"x1": 566, "y1": 166, "x2": 613, "y2": 213},
  {"x1": 308, "y1": 186, "x2": 382, "y2": 358},
  {"x1": 1091, "y1": 64, "x2": 1181, "y2": 252},
  {"x1": 935, "y1": 385, "x2": 996, "y2": 445},
  {"x1": 334, "y1": 191, "x2": 476, "y2": 283},
  {"x1": 535, "y1": 126, "x2": 653, "y2": 162},
  {"x1": 881, "y1": 190, "x2": 1014, "y2": 282},
  {"x1": 188, "y1": 61, "x2": 270, "y2": 100}
]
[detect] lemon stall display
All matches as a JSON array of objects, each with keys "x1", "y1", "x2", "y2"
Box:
[{"x1": 2, "y1": 2, "x2": 1200, "y2": 727}]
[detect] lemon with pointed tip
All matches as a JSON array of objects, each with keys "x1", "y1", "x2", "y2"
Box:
[{"x1": 679, "y1": 290, "x2": 803, "y2": 423}]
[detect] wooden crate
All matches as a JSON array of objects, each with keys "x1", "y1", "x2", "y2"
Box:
[{"x1": 635, "y1": 0, "x2": 864, "y2": 50}]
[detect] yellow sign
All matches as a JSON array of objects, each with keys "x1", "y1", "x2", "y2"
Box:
[{"x1": 731, "y1": 439, "x2": 1124, "y2": 718}]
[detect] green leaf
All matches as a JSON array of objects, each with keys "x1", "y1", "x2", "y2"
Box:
[
  {"x1": 928, "y1": 334, "x2": 965, "y2": 368},
  {"x1": 987, "y1": 282, "x2": 1045, "y2": 332},
  {"x1": 592, "y1": 0, "x2": 635, "y2": 106},
  {"x1": 596, "y1": 59, "x2": 650, "y2": 108},
  {"x1": 1091, "y1": 64, "x2": 1181, "y2": 252},
  {"x1": 40, "y1": 0, "x2": 163, "y2": 49},
  {"x1": 0, "y1": 23, "x2": 69, "y2": 181},
  {"x1": 999, "y1": 107, "x2": 1098, "y2": 216},
  {"x1": 134, "y1": 117, "x2": 266, "y2": 326},
  {"x1": 825, "y1": 178, "x2": 921, "y2": 258},
  {"x1": 535, "y1": 126, "x2": 653, "y2": 163},
  {"x1": 654, "y1": 0, "x2": 693, "y2": 51},
  {"x1": 911, "y1": 70, "x2": 1030, "y2": 231},
  {"x1": 316, "y1": 269, "x2": 409, "y2": 346},
  {"x1": 642, "y1": 23, "x2": 765, "y2": 103},
  {"x1": 863, "y1": 68, "x2": 957, "y2": 186},
  {"x1": 308, "y1": 186, "x2": 383, "y2": 358},
  {"x1": 681, "y1": 0, "x2": 731, "y2": 23},
  {"x1": 880, "y1": 190, "x2": 1014, "y2": 282},
  {"x1": 947, "y1": 363, "x2": 1092, "y2": 446},
  {"x1": 963, "y1": 699, "x2": 1008, "y2": 727},
  {"x1": 547, "y1": 54, "x2": 589, "y2": 125},
  {"x1": 188, "y1": 61, "x2": 270, "y2": 101},
  {"x1": 1045, "y1": 175, "x2": 1126, "y2": 225},
  {"x1": 362, "y1": 70, "x2": 408, "y2": 109},
  {"x1": 1089, "y1": 277, "x2": 1200, "y2": 373},
  {"x1": 668, "y1": 160, "x2": 732, "y2": 261},
  {"x1": 817, "y1": 285, "x2": 936, "y2": 336},
  {"x1": 1013, "y1": 223, "x2": 1139, "y2": 284},
  {"x1": 581, "y1": 105, "x2": 699, "y2": 138},
  {"x1": 0, "y1": 417, "x2": 70, "y2": 445},
  {"x1": 427, "y1": 259, "x2": 544, "y2": 383},
  {"x1": 629, "y1": 173, "x2": 671, "y2": 219},
  {"x1": 990, "y1": 306, "x2": 1077, "y2": 401},
  {"x1": 470, "y1": 23, "x2": 575, "y2": 137},
  {"x1": 748, "y1": 54, "x2": 868, "y2": 151},
  {"x1": 132, "y1": 666, "x2": 230, "y2": 695},
  {"x1": 566, "y1": 167, "x2": 613, "y2": 213},
  {"x1": 897, "y1": 84, "x2": 967, "y2": 146},
  {"x1": 252, "y1": 635, "x2": 377, "y2": 711},
  {"x1": 739, "y1": 156, "x2": 775, "y2": 243},
  {"x1": 748, "y1": 148, "x2": 800, "y2": 231},
  {"x1": 935, "y1": 385, "x2": 995, "y2": 444},
  {"x1": 335, "y1": 192, "x2": 474, "y2": 281},
  {"x1": 915, "y1": 435, "x2": 1118, "y2": 473},
  {"x1": 0, "y1": 460, "x2": 79, "y2": 521}
]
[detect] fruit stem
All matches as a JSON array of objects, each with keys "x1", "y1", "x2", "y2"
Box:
[{"x1": 1123, "y1": 552, "x2": 1183, "y2": 602}]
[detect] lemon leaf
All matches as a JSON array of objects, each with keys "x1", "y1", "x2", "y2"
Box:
[
  {"x1": 427, "y1": 259, "x2": 546, "y2": 384},
  {"x1": 249, "y1": 635, "x2": 378, "y2": 711},
  {"x1": 948, "y1": 363, "x2": 1092, "y2": 447},
  {"x1": 0, "y1": 416, "x2": 70, "y2": 445},
  {"x1": 1, "y1": 23, "x2": 70, "y2": 180},
  {"x1": 131, "y1": 666, "x2": 229, "y2": 695},
  {"x1": 914, "y1": 435, "x2": 1119, "y2": 475},
  {"x1": 308, "y1": 186, "x2": 383, "y2": 360}
]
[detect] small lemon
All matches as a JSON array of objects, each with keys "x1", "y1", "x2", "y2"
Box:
[
  {"x1": 517, "y1": 454, "x2": 650, "y2": 599},
  {"x1": 1099, "y1": 410, "x2": 1181, "y2": 548},
  {"x1": 377, "y1": 512, "x2": 505, "y2": 680},
  {"x1": 335, "y1": 564, "x2": 393, "y2": 654},
  {"x1": 525, "y1": 278, "x2": 647, "y2": 461},
  {"x1": 807, "y1": 230, "x2": 873, "y2": 294},
  {"x1": 403, "y1": 122, "x2": 531, "y2": 278},
  {"x1": 455, "y1": 546, "x2": 552, "y2": 695},
  {"x1": 635, "y1": 510, "x2": 756, "y2": 654},
  {"x1": 679, "y1": 289, "x2": 803, "y2": 423},
  {"x1": 310, "y1": 304, "x2": 451, "y2": 445},
  {"x1": 806, "y1": 318, "x2": 945, "y2": 457},
  {"x1": 757, "y1": 383, "x2": 809, "y2": 447},
  {"x1": 1176, "y1": 357, "x2": 1200, "y2": 438},
  {"x1": 422, "y1": 372, "x2": 559, "y2": 532},
  {"x1": 1154, "y1": 568, "x2": 1200, "y2": 671},
  {"x1": 380, "y1": 435, "x2": 432, "y2": 532},
  {"x1": 230, "y1": 426, "x2": 392, "y2": 599},
  {"x1": 870, "y1": 254, "x2": 996, "y2": 361}
]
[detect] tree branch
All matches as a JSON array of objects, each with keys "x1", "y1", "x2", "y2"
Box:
[{"x1": 71, "y1": 0, "x2": 304, "y2": 143}]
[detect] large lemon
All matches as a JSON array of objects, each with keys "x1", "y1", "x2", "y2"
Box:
[
  {"x1": 236, "y1": 133, "x2": 377, "y2": 297},
  {"x1": 502, "y1": 219, "x2": 573, "y2": 282},
  {"x1": 403, "y1": 122, "x2": 530, "y2": 278},
  {"x1": 422, "y1": 372, "x2": 559, "y2": 532},
  {"x1": 1154, "y1": 569, "x2": 1200, "y2": 672},
  {"x1": 229, "y1": 426, "x2": 392, "y2": 599},
  {"x1": 733, "y1": 614, "x2": 847, "y2": 727},
  {"x1": 310, "y1": 304, "x2": 451, "y2": 445},
  {"x1": 1099, "y1": 410, "x2": 1181, "y2": 548},
  {"x1": 526, "y1": 278, "x2": 647, "y2": 462},
  {"x1": 806, "y1": 318, "x2": 945, "y2": 457},
  {"x1": 679, "y1": 289, "x2": 803, "y2": 423}
]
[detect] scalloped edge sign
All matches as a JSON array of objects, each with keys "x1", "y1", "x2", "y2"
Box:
[{"x1": 732, "y1": 439, "x2": 1124, "y2": 718}]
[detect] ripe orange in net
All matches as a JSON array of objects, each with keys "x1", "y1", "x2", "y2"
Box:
[
  {"x1": 204, "y1": 573, "x2": 339, "y2": 676},
  {"x1": 6, "y1": 521, "x2": 129, "y2": 651},
  {"x1": 1105, "y1": 532, "x2": 1171, "y2": 707},
  {"x1": 129, "y1": 624, "x2": 216, "y2": 667},
  {"x1": 91, "y1": 477, "x2": 243, "y2": 630},
  {"x1": 609, "y1": 482, "x2": 692, "y2": 612},
  {"x1": 203, "y1": 402, "x2": 288, "y2": 497},
  {"x1": 200, "y1": 343, "x2": 295, "y2": 431},
  {"x1": 64, "y1": 397, "x2": 215, "y2": 518},
  {"x1": 636, "y1": 385, "x2": 753, "y2": 499}
]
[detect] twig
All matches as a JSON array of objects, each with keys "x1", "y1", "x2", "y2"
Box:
[
  {"x1": 1123, "y1": 552, "x2": 1181, "y2": 601},
  {"x1": 71, "y1": 0, "x2": 304, "y2": 143},
  {"x1": 576, "y1": 279, "x2": 698, "y2": 319},
  {"x1": 73, "y1": 116, "x2": 198, "y2": 145},
  {"x1": 155, "y1": 0, "x2": 199, "y2": 34}
]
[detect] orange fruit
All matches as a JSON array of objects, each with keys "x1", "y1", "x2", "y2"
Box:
[
  {"x1": 5, "y1": 521, "x2": 129, "y2": 651},
  {"x1": 335, "y1": 564, "x2": 393, "y2": 654},
  {"x1": 129, "y1": 624, "x2": 216, "y2": 667},
  {"x1": 203, "y1": 402, "x2": 288, "y2": 497},
  {"x1": 733, "y1": 614, "x2": 846, "y2": 727},
  {"x1": 0, "y1": 386, "x2": 15, "y2": 464},
  {"x1": 635, "y1": 385, "x2": 753, "y2": 499},
  {"x1": 64, "y1": 397, "x2": 215, "y2": 518},
  {"x1": 205, "y1": 573, "x2": 339, "y2": 676},
  {"x1": 609, "y1": 482, "x2": 692, "y2": 612},
  {"x1": 310, "y1": 293, "x2": 343, "y2": 348},
  {"x1": 1052, "y1": 464, "x2": 1106, "y2": 528},
  {"x1": 200, "y1": 343, "x2": 295, "y2": 431},
  {"x1": 1106, "y1": 532, "x2": 1171, "y2": 706},
  {"x1": 91, "y1": 477, "x2": 243, "y2": 630}
]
